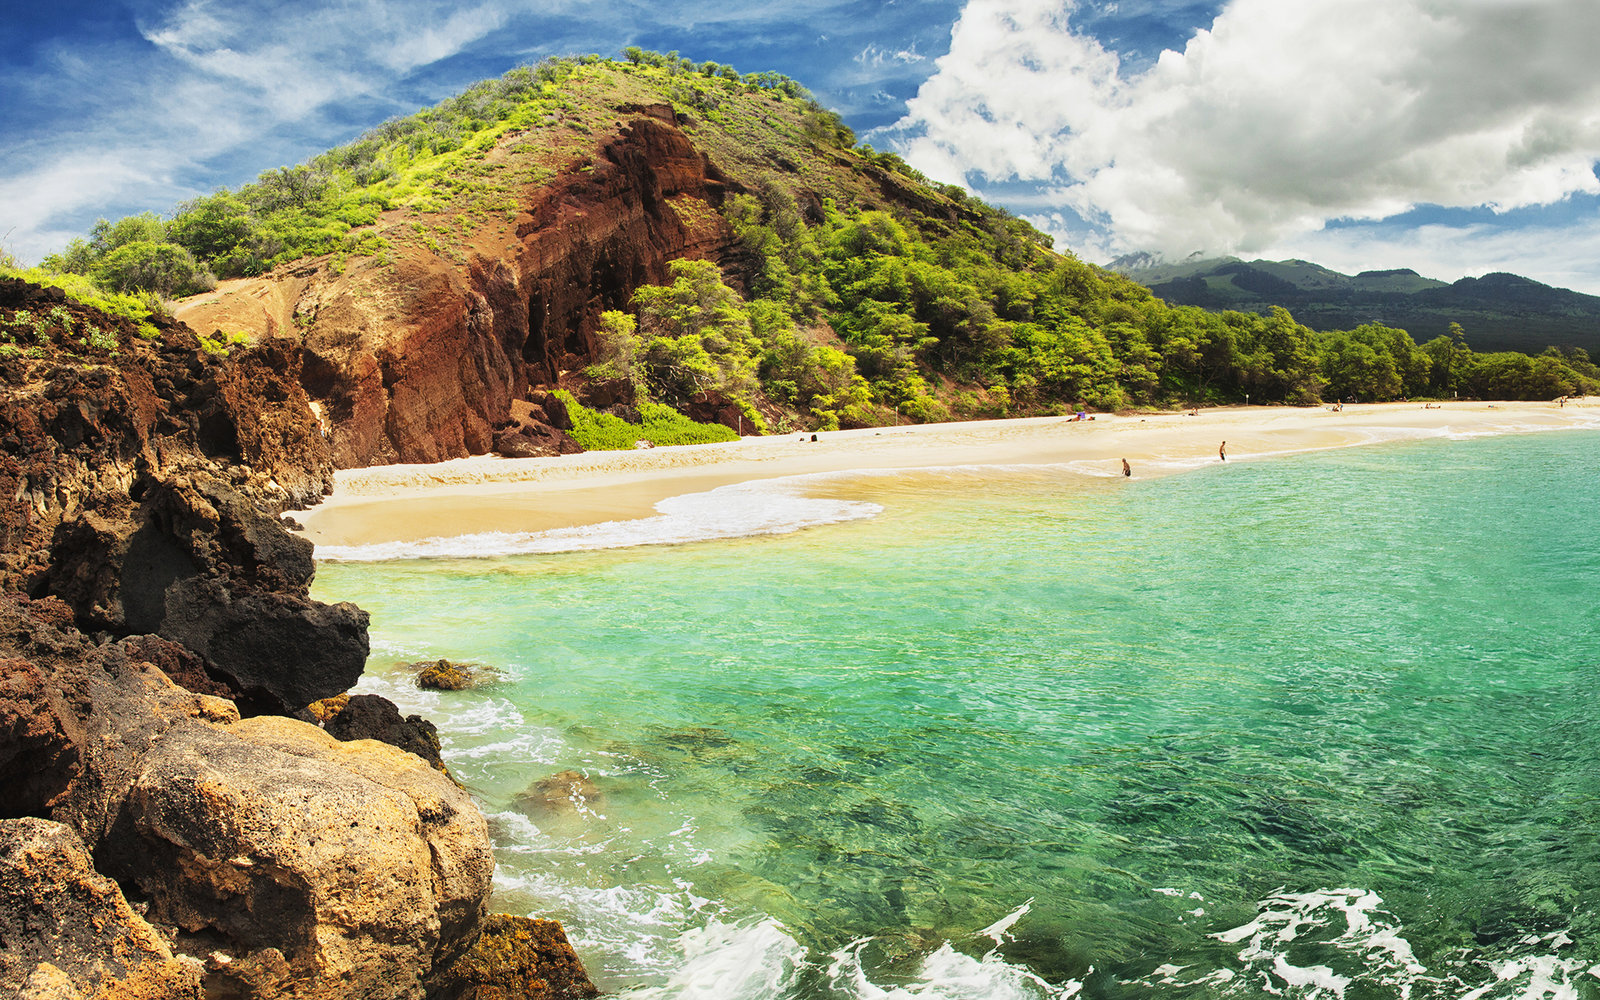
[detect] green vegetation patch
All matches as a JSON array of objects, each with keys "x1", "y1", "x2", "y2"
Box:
[
  {"x1": 0, "y1": 266, "x2": 163, "y2": 340},
  {"x1": 553, "y1": 390, "x2": 737, "y2": 450}
]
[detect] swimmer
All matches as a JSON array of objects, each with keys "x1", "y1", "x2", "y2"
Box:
[{"x1": 1122, "y1": 458, "x2": 1131, "y2": 478}]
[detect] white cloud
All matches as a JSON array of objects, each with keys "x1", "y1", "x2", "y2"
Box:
[
  {"x1": 888, "y1": 0, "x2": 1600, "y2": 266},
  {"x1": 856, "y1": 42, "x2": 925, "y2": 67}
]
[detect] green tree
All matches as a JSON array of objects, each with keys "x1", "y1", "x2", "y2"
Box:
[
  {"x1": 168, "y1": 192, "x2": 279, "y2": 277},
  {"x1": 632, "y1": 259, "x2": 760, "y2": 407},
  {"x1": 589, "y1": 310, "x2": 643, "y2": 388},
  {"x1": 43, "y1": 213, "x2": 168, "y2": 275},
  {"x1": 92, "y1": 241, "x2": 215, "y2": 297}
]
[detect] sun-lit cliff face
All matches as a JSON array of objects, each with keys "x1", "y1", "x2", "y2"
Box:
[{"x1": 180, "y1": 104, "x2": 744, "y2": 467}]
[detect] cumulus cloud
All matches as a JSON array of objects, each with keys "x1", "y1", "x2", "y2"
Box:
[{"x1": 888, "y1": 0, "x2": 1600, "y2": 263}]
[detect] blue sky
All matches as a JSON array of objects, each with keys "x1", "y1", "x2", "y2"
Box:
[{"x1": 6, "y1": 0, "x2": 1600, "y2": 293}]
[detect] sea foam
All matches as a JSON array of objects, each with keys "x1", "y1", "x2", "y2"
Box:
[{"x1": 315, "y1": 475, "x2": 884, "y2": 562}]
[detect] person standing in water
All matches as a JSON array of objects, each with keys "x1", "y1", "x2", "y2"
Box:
[
  {"x1": 1219, "y1": 441, "x2": 1227, "y2": 461},
  {"x1": 1122, "y1": 458, "x2": 1131, "y2": 477}
]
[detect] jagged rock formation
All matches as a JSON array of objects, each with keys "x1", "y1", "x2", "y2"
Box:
[
  {"x1": 0, "y1": 816, "x2": 204, "y2": 998},
  {"x1": 0, "y1": 277, "x2": 365, "y2": 714}
]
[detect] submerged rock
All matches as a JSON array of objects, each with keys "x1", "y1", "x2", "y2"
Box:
[
  {"x1": 413, "y1": 658, "x2": 500, "y2": 691},
  {"x1": 512, "y1": 770, "x2": 603, "y2": 818},
  {"x1": 427, "y1": 914, "x2": 599, "y2": 1000}
]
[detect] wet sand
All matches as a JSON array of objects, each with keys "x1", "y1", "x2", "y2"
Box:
[{"x1": 296, "y1": 401, "x2": 1597, "y2": 548}]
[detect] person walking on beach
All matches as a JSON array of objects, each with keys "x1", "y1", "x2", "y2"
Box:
[
  {"x1": 1219, "y1": 441, "x2": 1227, "y2": 461},
  {"x1": 1122, "y1": 458, "x2": 1131, "y2": 478}
]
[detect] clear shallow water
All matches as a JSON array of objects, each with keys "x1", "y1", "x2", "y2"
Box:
[{"x1": 313, "y1": 431, "x2": 1600, "y2": 999}]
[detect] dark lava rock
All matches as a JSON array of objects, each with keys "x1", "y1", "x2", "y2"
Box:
[{"x1": 324, "y1": 694, "x2": 448, "y2": 773}]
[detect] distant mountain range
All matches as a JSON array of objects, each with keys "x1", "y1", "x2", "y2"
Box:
[{"x1": 1109, "y1": 254, "x2": 1600, "y2": 355}]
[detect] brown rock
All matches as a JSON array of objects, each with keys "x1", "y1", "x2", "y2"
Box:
[
  {"x1": 118, "y1": 634, "x2": 233, "y2": 700},
  {"x1": 116, "y1": 716, "x2": 493, "y2": 1000},
  {"x1": 0, "y1": 310, "x2": 333, "y2": 597},
  {"x1": 428, "y1": 914, "x2": 599, "y2": 1000},
  {"x1": 413, "y1": 659, "x2": 499, "y2": 691},
  {"x1": 0, "y1": 650, "x2": 83, "y2": 821},
  {"x1": 0, "y1": 817, "x2": 203, "y2": 998},
  {"x1": 0, "y1": 601, "x2": 496, "y2": 1000}
]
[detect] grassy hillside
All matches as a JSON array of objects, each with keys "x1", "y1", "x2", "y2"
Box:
[{"x1": 16, "y1": 53, "x2": 1600, "y2": 420}]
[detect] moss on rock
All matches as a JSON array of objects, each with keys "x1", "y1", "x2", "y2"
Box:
[{"x1": 429, "y1": 914, "x2": 599, "y2": 1000}]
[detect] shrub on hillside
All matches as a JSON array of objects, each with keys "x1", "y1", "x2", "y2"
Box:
[{"x1": 92, "y1": 241, "x2": 216, "y2": 297}]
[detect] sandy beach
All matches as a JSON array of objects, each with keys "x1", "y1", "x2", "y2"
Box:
[{"x1": 297, "y1": 400, "x2": 1598, "y2": 549}]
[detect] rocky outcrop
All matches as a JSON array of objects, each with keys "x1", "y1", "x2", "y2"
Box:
[
  {"x1": 0, "y1": 596, "x2": 494, "y2": 999},
  {"x1": 0, "y1": 283, "x2": 333, "y2": 590},
  {"x1": 0, "y1": 284, "x2": 363, "y2": 713},
  {"x1": 180, "y1": 105, "x2": 746, "y2": 468},
  {"x1": 323, "y1": 693, "x2": 449, "y2": 774},
  {"x1": 0, "y1": 817, "x2": 204, "y2": 998},
  {"x1": 41, "y1": 473, "x2": 368, "y2": 714},
  {"x1": 0, "y1": 288, "x2": 547, "y2": 997}
]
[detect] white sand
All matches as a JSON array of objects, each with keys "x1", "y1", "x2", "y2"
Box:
[{"x1": 295, "y1": 400, "x2": 1598, "y2": 548}]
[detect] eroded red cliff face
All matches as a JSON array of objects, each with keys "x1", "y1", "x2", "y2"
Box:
[{"x1": 187, "y1": 104, "x2": 744, "y2": 468}]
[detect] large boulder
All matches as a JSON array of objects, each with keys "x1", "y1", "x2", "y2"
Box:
[
  {"x1": 0, "y1": 600, "x2": 496, "y2": 1000},
  {"x1": 110, "y1": 716, "x2": 493, "y2": 1000},
  {"x1": 0, "y1": 817, "x2": 203, "y2": 998}
]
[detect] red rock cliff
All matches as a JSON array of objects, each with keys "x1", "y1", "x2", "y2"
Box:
[{"x1": 182, "y1": 104, "x2": 743, "y2": 467}]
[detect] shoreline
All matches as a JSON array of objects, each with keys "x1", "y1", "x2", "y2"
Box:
[{"x1": 297, "y1": 400, "x2": 1599, "y2": 550}]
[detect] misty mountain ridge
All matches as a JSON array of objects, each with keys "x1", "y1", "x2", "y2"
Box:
[{"x1": 1110, "y1": 254, "x2": 1600, "y2": 354}]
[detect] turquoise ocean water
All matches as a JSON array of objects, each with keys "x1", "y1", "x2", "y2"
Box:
[{"x1": 313, "y1": 426, "x2": 1600, "y2": 999}]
